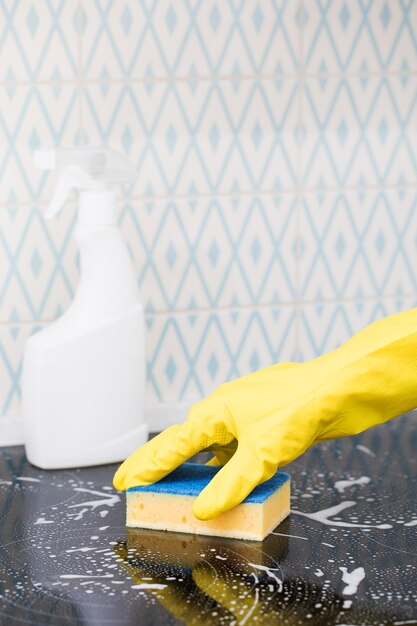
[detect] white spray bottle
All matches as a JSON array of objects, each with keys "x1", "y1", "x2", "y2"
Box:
[{"x1": 22, "y1": 148, "x2": 148, "y2": 469}]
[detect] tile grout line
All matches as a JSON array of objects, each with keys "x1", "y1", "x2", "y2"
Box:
[
  {"x1": 1, "y1": 293, "x2": 416, "y2": 329},
  {"x1": 3, "y1": 184, "x2": 417, "y2": 212},
  {"x1": 1, "y1": 70, "x2": 417, "y2": 87}
]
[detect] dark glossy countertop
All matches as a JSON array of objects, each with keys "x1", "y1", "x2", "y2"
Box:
[{"x1": 0, "y1": 414, "x2": 417, "y2": 625}]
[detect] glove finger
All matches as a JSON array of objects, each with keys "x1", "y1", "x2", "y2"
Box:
[
  {"x1": 206, "y1": 441, "x2": 237, "y2": 467},
  {"x1": 113, "y1": 400, "x2": 232, "y2": 491},
  {"x1": 206, "y1": 451, "x2": 231, "y2": 467},
  {"x1": 192, "y1": 444, "x2": 276, "y2": 520},
  {"x1": 113, "y1": 422, "x2": 201, "y2": 490}
]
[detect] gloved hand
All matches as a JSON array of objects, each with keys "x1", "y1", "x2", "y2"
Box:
[{"x1": 114, "y1": 307, "x2": 417, "y2": 520}]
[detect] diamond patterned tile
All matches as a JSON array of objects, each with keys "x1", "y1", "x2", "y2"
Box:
[
  {"x1": 297, "y1": 296, "x2": 417, "y2": 361},
  {"x1": 0, "y1": 202, "x2": 78, "y2": 324},
  {"x1": 82, "y1": 79, "x2": 300, "y2": 196},
  {"x1": 303, "y1": 0, "x2": 417, "y2": 74},
  {"x1": 0, "y1": 84, "x2": 82, "y2": 205},
  {"x1": 298, "y1": 189, "x2": 417, "y2": 302},
  {"x1": 146, "y1": 304, "x2": 297, "y2": 404},
  {"x1": 121, "y1": 193, "x2": 298, "y2": 311},
  {"x1": 0, "y1": 0, "x2": 81, "y2": 82},
  {"x1": 0, "y1": 323, "x2": 45, "y2": 416},
  {"x1": 0, "y1": 193, "x2": 297, "y2": 324},
  {"x1": 2, "y1": 0, "x2": 417, "y2": 421},
  {"x1": 301, "y1": 75, "x2": 417, "y2": 188},
  {"x1": 82, "y1": 0, "x2": 301, "y2": 79}
]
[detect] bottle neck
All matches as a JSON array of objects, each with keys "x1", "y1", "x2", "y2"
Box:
[
  {"x1": 69, "y1": 214, "x2": 140, "y2": 325},
  {"x1": 78, "y1": 190, "x2": 116, "y2": 226}
]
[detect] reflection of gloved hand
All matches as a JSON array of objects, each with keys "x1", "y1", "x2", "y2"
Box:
[
  {"x1": 115, "y1": 534, "x2": 402, "y2": 626},
  {"x1": 113, "y1": 541, "x2": 232, "y2": 625},
  {"x1": 114, "y1": 308, "x2": 417, "y2": 520}
]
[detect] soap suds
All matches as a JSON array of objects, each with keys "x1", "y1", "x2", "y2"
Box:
[
  {"x1": 334, "y1": 476, "x2": 370, "y2": 493},
  {"x1": 292, "y1": 501, "x2": 392, "y2": 529},
  {"x1": 60, "y1": 574, "x2": 114, "y2": 579},
  {"x1": 131, "y1": 583, "x2": 167, "y2": 590},
  {"x1": 248, "y1": 563, "x2": 283, "y2": 592},
  {"x1": 66, "y1": 547, "x2": 97, "y2": 554},
  {"x1": 69, "y1": 488, "x2": 120, "y2": 510},
  {"x1": 339, "y1": 567, "x2": 365, "y2": 595},
  {"x1": 68, "y1": 508, "x2": 88, "y2": 521},
  {"x1": 356, "y1": 445, "x2": 375, "y2": 457}
]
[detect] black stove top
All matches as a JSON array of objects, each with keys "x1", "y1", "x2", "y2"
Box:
[{"x1": 0, "y1": 414, "x2": 416, "y2": 625}]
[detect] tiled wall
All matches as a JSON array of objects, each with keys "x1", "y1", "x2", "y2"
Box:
[{"x1": 1, "y1": 1, "x2": 417, "y2": 429}]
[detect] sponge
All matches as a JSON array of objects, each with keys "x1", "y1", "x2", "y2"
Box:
[{"x1": 126, "y1": 462, "x2": 290, "y2": 541}]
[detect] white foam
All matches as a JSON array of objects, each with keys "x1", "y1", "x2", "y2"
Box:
[
  {"x1": 69, "y1": 488, "x2": 120, "y2": 510},
  {"x1": 68, "y1": 507, "x2": 88, "y2": 521},
  {"x1": 60, "y1": 574, "x2": 114, "y2": 579},
  {"x1": 334, "y1": 476, "x2": 370, "y2": 493},
  {"x1": 339, "y1": 566, "x2": 365, "y2": 595},
  {"x1": 131, "y1": 583, "x2": 167, "y2": 590},
  {"x1": 292, "y1": 501, "x2": 392, "y2": 529},
  {"x1": 356, "y1": 445, "x2": 375, "y2": 457},
  {"x1": 247, "y1": 563, "x2": 283, "y2": 592},
  {"x1": 66, "y1": 547, "x2": 97, "y2": 554}
]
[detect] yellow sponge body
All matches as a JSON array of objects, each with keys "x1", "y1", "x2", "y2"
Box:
[{"x1": 126, "y1": 463, "x2": 290, "y2": 541}]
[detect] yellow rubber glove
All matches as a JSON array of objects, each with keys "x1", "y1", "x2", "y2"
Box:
[{"x1": 114, "y1": 307, "x2": 417, "y2": 520}]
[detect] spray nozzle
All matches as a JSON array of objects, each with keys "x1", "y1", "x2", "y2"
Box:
[{"x1": 35, "y1": 148, "x2": 137, "y2": 219}]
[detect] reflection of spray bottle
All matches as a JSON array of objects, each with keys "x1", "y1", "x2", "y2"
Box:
[{"x1": 22, "y1": 148, "x2": 148, "y2": 469}]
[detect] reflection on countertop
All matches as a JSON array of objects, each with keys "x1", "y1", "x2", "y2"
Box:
[{"x1": 0, "y1": 413, "x2": 416, "y2": 624}]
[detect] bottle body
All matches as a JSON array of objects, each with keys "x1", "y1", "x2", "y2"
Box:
[
  {"x1": 23, "y1": 305, "x2": 147, "y2": 469},
  {"x1": 22, "y1": 191, "x2": 148, "y2": 469}
]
